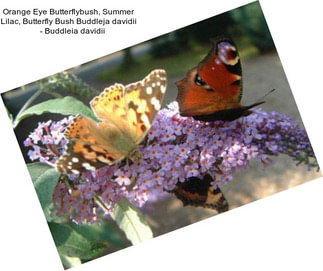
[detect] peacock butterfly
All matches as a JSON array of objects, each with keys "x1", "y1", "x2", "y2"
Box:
[
  {"x1": 170, "y1": 174, "x2": 229, "y2": 213},
  {"x1": 176, "y1": 36, "x2": 264, "y2": 121}
]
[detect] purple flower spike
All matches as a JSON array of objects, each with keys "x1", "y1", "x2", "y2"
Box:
[
  {"x1": 25, "y1": 102, "x2": 318, "y2": 224},
  {"x1": 25, "y1": 116, "x2": 74, "y2": 165}
]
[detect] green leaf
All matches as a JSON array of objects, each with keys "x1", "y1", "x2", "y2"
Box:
[
  {"x1": 60, "y1": 255, "x2": 82, "y2": 269},
  {"x1": 70, "y1": 219, "x2": 127, "y2": 248},
  {"x1": 27, "y1": 163, "x2": 60, "y2": 214},
  {"x1": 14, "y1": 96, "x2": 97, "y2": 127},
  {"x1": 111, "y1": 198, "x2": 153, "y2": 245},
  {"x1": 48, "y1": 222, "x2": 107, "y2": 260},
  {"x1": 27, "y1": 162, "x2": 52, "y2": 181},
  {"x1": 45, "y1": 202, "x2": 69, "y2": 224}
]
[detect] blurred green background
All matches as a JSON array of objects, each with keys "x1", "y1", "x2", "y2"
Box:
[
  {"x1": 3, "y1": 1, "x2": 275, "y2": 118},
  {"x1": 96, "y1": 0, "x2": 275, "y2": 87}
]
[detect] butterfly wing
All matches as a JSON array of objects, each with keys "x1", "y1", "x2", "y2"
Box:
[
  {"x1": 171, "y1": 174, "x2": 229, "y2": 213},
  {"x1": 192, "y1": 101, "x2": 265, "y2": 122},
  {"x1": 90, "y1": 69, "x2": 167, "y2": 144},
  {"x1": 56, "y1": 69, "x2": 167, "y2": 174},
  {"x1": 123, "y1": 69, "x2": 167, "y2": 144},
  {"x1": 90, "y1": 82, "x2": 130, "y2": 127},
  {"x1": 56, "y1": 115, "x2": 128, "y2": 174},
  {"x1": 176, "y1": 37, "x2": 244, "y2": 117}
]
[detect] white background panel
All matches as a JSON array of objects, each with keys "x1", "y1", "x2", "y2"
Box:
[{"x1": 0, "y1": 0, "x2": 322, "y2": 270}]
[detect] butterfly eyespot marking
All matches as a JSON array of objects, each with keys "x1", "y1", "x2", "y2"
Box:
[
  {"x1": 217, "y1": 41, "x2": 239, "y2": 66},
  {"x1": 195, "y1": 74, "x2": 206, "y2": 86},
  {"x1": 195, "y1": 74, "x2": 213, "y2": 92}
]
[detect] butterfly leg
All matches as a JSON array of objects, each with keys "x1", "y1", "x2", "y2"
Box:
[{"x1": 128, "y1": 148, "x2": 142, "y2": 162}]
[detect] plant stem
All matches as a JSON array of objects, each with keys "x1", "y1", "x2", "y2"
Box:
[
  {"x1": 94, "y1": 196, "x2": 111, "y2": 213},
  {"x1": 43, "y1": 89, "x2": 63, "y2": 98}
]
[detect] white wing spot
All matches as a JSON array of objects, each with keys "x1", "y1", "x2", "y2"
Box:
[
  {"x1": 215, "y1": 59, "x2": 221, "y2": 65},
  {"x1": 161, "y1": 85, "x2": 166, "y2": 94},
  {"x1": 156, "y1": 81, "x2": 161, "y2": 86},
  {"x1": 146, "y1": 86, "x2": 152, "y2": 95},
  {"x1": 141, "y1": 114, "x2": 150, "y2": 126},
  {"x1": 98, "y1": 156, "x2": 112, "y2": 164},
  {"x1": 72, "y1": 157, "x2": 79, "y2": 163},
  {"x1": 71, "y1": 169, "x2": 80, "y2": 175},
  {"x1": 151, "y1": 97, "x2": 161, "y2": 110},
  {"x1": 82, "y1": 162, "x2": 96, "y2": 171}
]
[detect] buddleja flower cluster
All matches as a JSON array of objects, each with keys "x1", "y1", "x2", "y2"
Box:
[
  {"x1": 24, "y1": 102, "x2": 318, "y2": 224},
  {"x1": 24, "y1": 116, "x2": 74, "y2": 166}
]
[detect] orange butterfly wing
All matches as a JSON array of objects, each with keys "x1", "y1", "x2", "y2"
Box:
[
  {"x1": 56, "y1": 69, "x2": 167, "y2": 175},
  {"x1": 176, "y1": 37, "x2": 261, "y2": 121},
  {"x1": 56, "y1": 115, "x2": 126, "y2": 174},
  {"x1": 170, "y1": 174, "x2": 229, "y2": 213}
]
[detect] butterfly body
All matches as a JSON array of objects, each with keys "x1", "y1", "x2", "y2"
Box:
[
  {"x1": 56, "y1": 69, "x2": 167, "y2": 175},
  {"x1": 176, "y1": 37, "x2": 262, "y2": 121}
]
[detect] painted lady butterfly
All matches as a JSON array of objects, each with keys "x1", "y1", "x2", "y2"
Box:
[
  {"x1": 176, "y1": 36, "x2": 264, "y2": 121},
  {"x1": 56, "y1": 69, "x2": 167, "y2": 175}
]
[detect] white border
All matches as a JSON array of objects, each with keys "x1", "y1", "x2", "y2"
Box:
[{"x1": 1, "y1": 0, "x2": 322, "y2": 270}]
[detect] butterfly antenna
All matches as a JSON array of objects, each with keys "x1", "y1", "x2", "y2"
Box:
[{"x1": 255, "y1": 88, "x2": 276, "y2": 103}]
